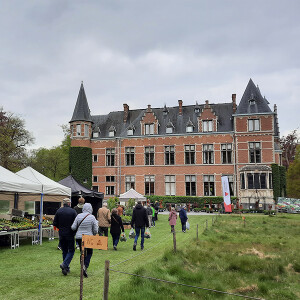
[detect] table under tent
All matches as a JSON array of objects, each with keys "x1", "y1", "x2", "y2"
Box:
[
  {"x1": 59, "y1": 175, "x2": 103, "y2": 217},
  {"x1": 0, "y1": 166, "x2": 71, "y2": 247}
]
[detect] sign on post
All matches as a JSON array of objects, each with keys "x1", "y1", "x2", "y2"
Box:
[
  {"x1": 82, "y1": 234, "x2": 108, "y2": 250},
  {"x1": 79, "y1": 235, "x2": 108, "y2": 300}
]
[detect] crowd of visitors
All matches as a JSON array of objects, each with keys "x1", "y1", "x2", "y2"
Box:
[{"x1": 53, "y1": 197, "x2": 189, "y2": 277}]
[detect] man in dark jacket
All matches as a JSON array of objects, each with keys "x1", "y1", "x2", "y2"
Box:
[
  {"x1": 53, "y1": 198, "x2": 77, "y2": 275},
  {"x1": 131, "y1": 201, "x2": 149, "y2": 251},
  {"x1": 179, "y1": 205, "x2": 188, "y2": 233}
]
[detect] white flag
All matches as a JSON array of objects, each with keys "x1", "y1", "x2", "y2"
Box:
[{"x1": 221, "y1": 176, "x2": 231, "y2": 205}]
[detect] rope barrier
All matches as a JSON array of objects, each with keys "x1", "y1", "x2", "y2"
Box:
[{"x1": 109, "y1": 269, "x2": 264, "y2": 300}]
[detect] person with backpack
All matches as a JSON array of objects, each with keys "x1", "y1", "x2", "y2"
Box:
[{"x1": 131, "y1": 201, "x2": 149, "y2": 251}]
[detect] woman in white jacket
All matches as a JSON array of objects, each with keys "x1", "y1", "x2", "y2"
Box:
[{"x1": 71, "y1": 203, "x2": 98, "y2": 277}]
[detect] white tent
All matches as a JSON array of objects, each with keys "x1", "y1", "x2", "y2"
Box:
[
  {"x1": 119, "y1": 188, "x2": 146, "y2": 205},
  {"x1": 16, "y1": 167, "x2": 71, "y2": 245},
  {"x1": 16, "y1": 167, "x2": 71, "y2": 196},
  {"x1": 0, "y1": 166, "x2": 42, "y2": 193}
]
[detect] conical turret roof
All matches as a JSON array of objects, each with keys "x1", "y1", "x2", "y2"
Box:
[
  {"x1": 70, "y1": 82, "x2": 93, "y2": 123},
  {"x1": 236, "y1": 79, "x2": 272, "y2": 114}
]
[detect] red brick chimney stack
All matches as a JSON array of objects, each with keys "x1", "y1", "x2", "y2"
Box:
[
  {"x1": 123, "y1": 103, "x2": 129, "y2": 123},
  {"x1": 178, "y1": 100, "x2": 183, "y2": 115},
  {"x1": 232, "y1": 94, "x2": 236, "y2": 113}
]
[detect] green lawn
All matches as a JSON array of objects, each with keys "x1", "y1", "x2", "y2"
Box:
[{"x1": 0, "y1": 213, "x2": 299, "y2": 300}]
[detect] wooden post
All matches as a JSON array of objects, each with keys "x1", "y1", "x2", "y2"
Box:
[
  {"x1": 79, "y1": 238, "x2": 85, "y2": 300},
  {"x1": 103, "y1": 260, "x2": 110, "y2": 300},
  {"x1": 173, "y1": 231, "x2": 176, "y2": 253},
  {"x1": 197, "y1": 224, "x2": 199, "y2": 240}
]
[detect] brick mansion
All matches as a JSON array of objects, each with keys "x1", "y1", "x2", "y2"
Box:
[{"x1": 69, "y1": 79, "x2": 281, "y2": 209}]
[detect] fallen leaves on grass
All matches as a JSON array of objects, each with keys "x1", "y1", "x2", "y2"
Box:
[
  {"x1": 231, "y1": 284, "x2": 258, "y2": 294},
  {"x1": 240, "y1": 248, "x2": 277, "y2": 259}
]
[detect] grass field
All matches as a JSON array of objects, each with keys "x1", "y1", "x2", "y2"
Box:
[{"x1": 0, "y1": 213, "x2": 299, "y2": 300}]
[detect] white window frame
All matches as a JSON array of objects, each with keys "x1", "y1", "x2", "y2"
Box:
[
  {"x1": 203, "y1": 120, "x2": 213, "y2": 132},
  {"x1": 248, "y1": 119, "x2": 260, "y2": 132}
]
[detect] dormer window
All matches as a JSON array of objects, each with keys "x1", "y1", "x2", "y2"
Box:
[
  {"x1": 194, "y1": 102, "x2": 200, "y2": 113},
  {"x1": 92, "y1": 126, "x2": 100, "y2": 138},
  {"x1": 163, "y1": 105, "x2": 169, "y2": 116},
  {"x1": 127, "y1": 125, "x2": 135, "y2": 136},
  {"x1": 249, "y1": 93, "x2": 256, "y2": 105},
  {"x1": 186, "y1": 125, "x2": 193, "y2": 133},
  {"x1": 109, "y1": 126, "x2": 116, "y2": 137},
  {"x1": 186, "y1": 119, "x2": 194, "y2": 133},
  {"x1": 145, "y1": 123, "x2": 154, "y2": 135},
  {"x1": 166, "y1": 120, "x2": 174, "y2": 134}
]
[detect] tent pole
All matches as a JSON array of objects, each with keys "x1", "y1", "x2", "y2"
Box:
[{"x1": 39, "y1": 189, "x2": 44, "y2": 245}]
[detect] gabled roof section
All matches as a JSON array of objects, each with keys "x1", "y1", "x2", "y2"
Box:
[
  {"x1": 70, "y1": 82, "x2": 93, "y2": 123},
  {"x1": 236, "y1": 79, "x2": 272, "y2": 115}
]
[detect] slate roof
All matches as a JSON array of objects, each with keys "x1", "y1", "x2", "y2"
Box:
[
  {"x1": 91, "y1": 102, "x2": 234, "y2": 139},
  {"x1": 70, "y1": 82, "x2": 93, "y2": 123},
  {"x1": 236, "y1": 79, "x2": 272, "y2": 115}
]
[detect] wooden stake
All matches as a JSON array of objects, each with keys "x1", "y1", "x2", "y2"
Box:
[
  {"x1": 103, "y1": 260, "x2": 110, "y2": 300},
  {"x1": 173, "y1": 231, "x2": 176, "y2": 253},
  {"x1": 79, "y1": 239, "x2": 85, "y2": 300}
]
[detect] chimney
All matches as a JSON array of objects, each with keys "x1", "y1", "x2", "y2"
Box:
[
  {"x1": 205, "y1": 100, "x2": 209, "y2": 108},
  {"x1": 123, "y1": 103, "x2": 129, "y2": 123},
  {"x1": 178, "y1": 99, "x2": 183, "y2": 115},
  {"x1": 232, "y1": 94, "x2": 236, "y2": 113},
  {"x1": 147, "y1": 104, "x2": 152, "y2": 112}
]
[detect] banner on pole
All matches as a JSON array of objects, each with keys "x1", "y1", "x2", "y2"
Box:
[{"x1": 221, "y1": 176, "x2": 232, "y2": 212}]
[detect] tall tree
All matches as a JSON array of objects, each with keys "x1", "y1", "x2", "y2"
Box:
[
  {"x1": 28, "y1": 125, "x2": 70, "y2": 181},
  {"x1": 0, "y1": 107, "x2": 34, "y2": 171},
  {"x1": 280, "y1": 129, "x2": 299, "y2": 169},
  {"x1": 286, "y1": 145, "x2": 300, "y2": 198}
]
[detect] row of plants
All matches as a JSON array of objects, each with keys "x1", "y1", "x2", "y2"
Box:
[{"x1": 0, "y1": 217, "x2": 52, "y2": 232}]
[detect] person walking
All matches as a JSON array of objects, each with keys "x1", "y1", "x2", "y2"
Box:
[
  {"x1": 74, "y1": 197, "x2": 85, "y2": 249},
  {"x1": 117, "y1": 203, "x2": 124, "y2": 216},
  {"x1": 110, "y1": 208, "x2": 124, "y2": 250},
  {"x1": 97, "y1": 203, "x2": 111, "y2": 236},
  {"x1": 53, "y1": 198, "x2": 77, "y2": 276},
  {"x1": 146, "y1": 203, "x2": 153, "y2": 228},
  {"x1": 154, "y1": 201, "x2": 159, "y2": 221},
  {"x1": 179, "y1": 205, "x2": 188, "y2": 233},
  {"x1": 168, "y1": 207, "x2": 177, "y2": 232},
  {"x1": 71, "y1": 203, "x2": 98, "y2": 278},
  {"x1": 131, "y1": 201, "x2": 149, "y2": 251},
  {"x1": 151, "y1": 204, "x2": 156, "y2": 227},
  {"x1": 74, "y1": 197, "x2": 85, "y2": 214}
]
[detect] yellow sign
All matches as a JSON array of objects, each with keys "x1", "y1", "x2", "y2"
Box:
[{"x1": 82, "y1": 234, "x2": 108, "y2": 250}]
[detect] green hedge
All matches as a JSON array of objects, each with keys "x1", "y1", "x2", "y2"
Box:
[
  {"x1": 69, "y1": 147, "x2": 92, "y2": 188},
  {"x1": 279, "y1": 166, "x2": 287, "y2": 197},
  {"x1": 146, "y1": 195, "x2": 236, "y2": 206},
  {"x1": 271, "y1": 163, "x2": 280, "y2": 202}
]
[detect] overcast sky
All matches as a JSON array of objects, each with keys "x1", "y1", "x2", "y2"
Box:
[{"x1": 1, "y1": 0, "x2": 299, "y2": 149}]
